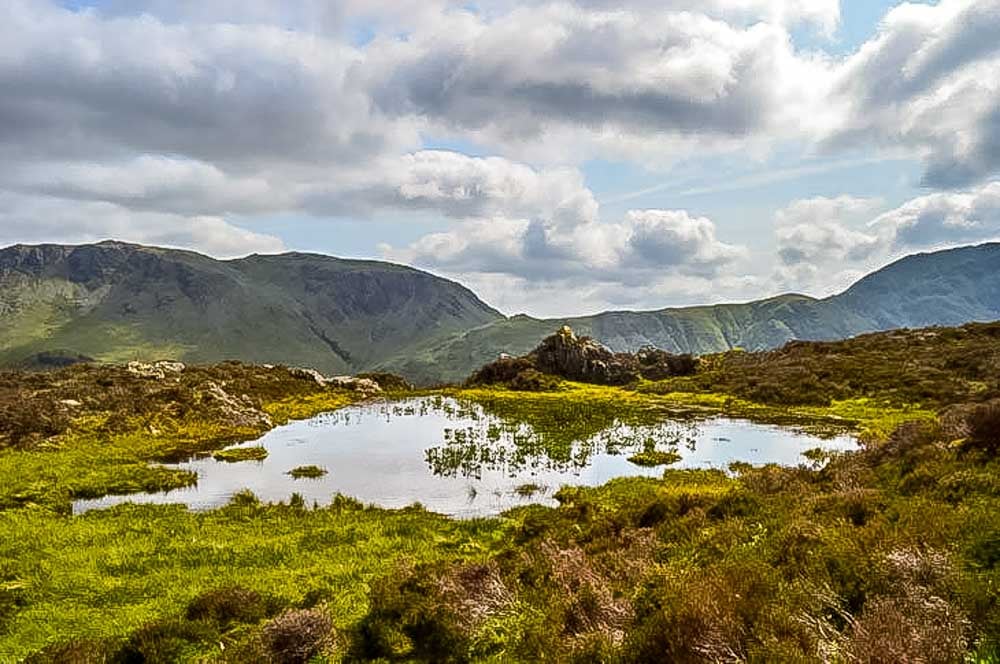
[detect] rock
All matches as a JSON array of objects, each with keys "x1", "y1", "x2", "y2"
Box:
[
  {"x1": 125, "y1": 360, "x2": 185, "y2": 380},
  {"x1": 289, "y1": 367, "x2": 383, "y2": 396},
  {"x1": 154, "y1": 360, "x2": 186, "y2": 374},
  {"x1": 59, "y1": 399, "x2": 83, "y2": 408},
  {"x1": 200, "y1": 381, "x2": 273, "y2": 429},
  {"x1": 529, "y1": 326, "x2": 639, "y2": 386},
  {"x1": 328, "y1": 376, "x2": 383, "y2": 396},
  {"x1": 126, "y1": 361, "x2": 167, "y2": 380},
  {"x1": 289, "y1": 367, "x2": 327, "y2": 386}
]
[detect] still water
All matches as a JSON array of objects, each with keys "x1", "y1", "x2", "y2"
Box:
[{"x1": 74, "y1": 396, "x2": 855, "y2": 518}]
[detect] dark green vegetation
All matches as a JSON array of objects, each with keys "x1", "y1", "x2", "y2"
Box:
[
  {"x1": 288, "y1": 465, "x2": 329, "y2": 479},
  {"x1": 2, "y1": 322, "x2": 1000, "y2": 661},
  {"x1": 385, "y1": 242, "x2": 1000, "y2": 383},
  {"x1": 0, "y1": 241, "x2": 500, "y2": 374}
]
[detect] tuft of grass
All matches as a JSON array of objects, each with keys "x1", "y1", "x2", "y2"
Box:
[
  {"x1": 213, "y1": 446, "x2": 268, "y2": 463},
  {"x1": 627, "y1": 449, "x2": 681, "y2": 467},
  {"x1": 287, "y1": 465, "x2": 328, "y2": 480},
  {"x1": 513, "y1": 483, "x2": 546, "y2": 498}
]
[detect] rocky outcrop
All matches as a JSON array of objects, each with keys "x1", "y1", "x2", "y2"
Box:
[
  {"x1": 467, "y1": 326, "x2": 699, "y2": 388},
  {"x1": 199, "y1": 381, "x2": 273, "y2": 429},
  {"x1": 126, "y1": 360, "x2": 186, "y2": 380},
  {"x1": 530, "y1": 326, "x2": 639, "y2": 386},
  {"x1": 288, "y1": 366, "x2": 383, "y2": 396}
]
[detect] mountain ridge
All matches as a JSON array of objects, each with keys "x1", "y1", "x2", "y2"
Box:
[
  {"x1": 376, "y1": 243, "x2": 1000, "y2": 383},
  {"x1": 2, "y1": 240, "x2": 999, "y2": 383}
]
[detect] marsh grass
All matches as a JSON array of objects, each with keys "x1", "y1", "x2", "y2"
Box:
[
  {"x1": 213, "y1": 446, "x2": 268, "y2": 463},
  {"x1": 287, "y1": 465, "x2": 328, "y2": 479},
  {"x1": 627, "y1": 448, "x2": 682, "y2": 467}
]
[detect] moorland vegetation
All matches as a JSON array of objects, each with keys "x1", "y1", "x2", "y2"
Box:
[{"x1": 1, "y1": 323, "x2": 999, "y2": 661}]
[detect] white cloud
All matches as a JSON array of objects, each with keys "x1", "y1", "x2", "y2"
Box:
[
  {"x1": 363, "y1": 4, "x2": 832, "y2": 164},
  {"x1": 775, "y1": 195, "x2": 886, "y2": 265},
  {"x1": 773, "y1": 182, "x2": 1000, "y2": 295},
  {"x1": 383, "y1": 207, "x2": 746, "y2": 287},
  {"x1": 871, "y1": 180, "x2": 1000, "y2": 248},
  {"x1": 826, "y1": 0, "x2": 1000, "y2": 186},
  {"x1": 0, "y1": 192, "x2": 284, "y2": 258}
]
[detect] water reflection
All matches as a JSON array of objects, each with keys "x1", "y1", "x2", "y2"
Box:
[{"x1": 73, "y1": 396, "x2": 855, "y2": 518}]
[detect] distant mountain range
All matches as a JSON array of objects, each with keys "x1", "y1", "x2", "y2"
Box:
[{"x1": 2, "y1": 241, "x2": 999, "y2": 384}]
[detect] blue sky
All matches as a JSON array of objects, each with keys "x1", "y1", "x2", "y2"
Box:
[{"x1": 6, "y1": 0, "x2": 1000, "y2": 315}]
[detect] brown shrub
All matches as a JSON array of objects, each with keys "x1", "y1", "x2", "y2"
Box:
[
  {"x1": 964, "y1": 401, "x2": 1000, "y2": 456},
  {"x1": 262, "y1": 608, "x2": 334, "y2": 664},
  {"x1": 845, "y1": 593, "x2": 968, "y2": 664},
  {"x1": 185, "y1": 585, "x2": 280, "y2": 629}
]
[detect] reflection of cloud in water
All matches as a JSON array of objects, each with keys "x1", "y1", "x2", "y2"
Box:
[{"x1": 73, "y1": 396, "x2": 856, "y2": 518}]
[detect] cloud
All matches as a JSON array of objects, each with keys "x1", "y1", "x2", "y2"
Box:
[
  {"x1": 775, "y1": 195, "x2": 886, "y2": 265},
  {"x1": 383, "y1": 207, "x2": 746, "y2": 286},
  {"x1": 0, "y1": 1, "x2": 413, "y2": 167},
  {"x1": 2, "y1": 156, "x2": 293, "y2": 217},
  {"x1": 871, "y1": 180, "x2": 1000, "y2": 248},
  {"x1": 773, "y1": 182, "x2": 1000, "y2": 295},
  {"x1": 308, "y1": 151, "x2": 600, "y2": 223},
  {"x1": 364, "y1": 4, "x2": 830, "y2": 163},
  {"x1": 0, "y1": 192, "x2": 284, "y2": 258},
  {"x1": 826, "y1": 0, "x2": 1000, "y2": 187}
]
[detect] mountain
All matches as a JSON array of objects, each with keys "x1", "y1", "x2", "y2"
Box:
[
  {"x1": 375, "y1": 243, "x2": 1000, "y2": 383},
  {"x1": 0, "y1": 241, "x2": 501, "y2": 374},
  {"x1": 2, "y1": 241, "x2": 999, "y2": 384}
]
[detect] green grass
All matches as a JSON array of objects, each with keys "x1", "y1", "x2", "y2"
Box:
[
  {"x1": 212, "y1": 446, "x2": 268, "y2": 463},
  {"x1": 287, "y1": 465, "x2": 328, "y2": 479},
  {"x1": 0, "y1": 498, "x2": 504, "y2": 660},
  {"x1": 627, "y1": 448, "x2": 681, "y2": 467}
]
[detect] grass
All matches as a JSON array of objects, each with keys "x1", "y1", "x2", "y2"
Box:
[
  {"x1": 627, "y1": 448, "x2": 681, "y2": 467},
  {"x1": 513, "y1": 483, "x2": 546, "y2": 498},
  {"x1": 287, "y1": 465, "x2": 328, "y2": 479},
  {"x1": 0, "y1": 498, "x2": 503, "y2": 661},
  {"x1": 213, "y1": 446, "x2": 268, "y2": 463}
]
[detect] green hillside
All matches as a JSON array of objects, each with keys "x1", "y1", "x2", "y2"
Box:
[
  {"x1": 377, "y1": 243, "x2": 1000, "y2": 383},
  {"x1": 3, "y1": 241, "x2": 1000, "y2": 384},
  {"x1": 0, "y1": 241, "x2": 502, "y2": 374}
]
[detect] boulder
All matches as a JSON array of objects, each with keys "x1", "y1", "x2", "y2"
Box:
[
  {"x1": 328, "y1": 376, "x2": 383, "y2": 396},
  {"x1": 199, "y1": 381, "x2": 273, "y2": 429},
  {"x1": 125, "y1": 360, "x2": 185, "y2": 380},
  {"x1": 126, "y1": 361, "x2": 167, "y2": 380},
  {"x1": 289, "y1": 367, "x2": 327, "y2": 386},
  {"x1": 155, "y1": 360, "x2": 186, "y2": 374},
  {"x1": 529, "y1": 326, "x2": 639, "y2": 386}
]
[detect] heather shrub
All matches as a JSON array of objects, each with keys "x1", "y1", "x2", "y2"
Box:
[
  {"x1": 262, "y1": 608, "x2": 334, "y2": 664},
  {"x1": 111, "y1": 617, "x2": 216, "y2": 664},
  {"x1": 964, "y1": 401, "x2": 1000, "y2": 456},
  {"x1": 23, "y1": 639, "x2": 113, "y2": 664},
  {"x1": 844, "y1": 592, "x2": 968, "y2": 664},
  {"x1": 355, "y1": 560, "x2": 511, "y2": 662},
  {"x1": 185, "y1": 585, "x2": 281, "y2": 630}
]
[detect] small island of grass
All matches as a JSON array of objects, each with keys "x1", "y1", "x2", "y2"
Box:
[
  {"x1": 513, "y1": 482, "x2": 546, "y2": 497},
  {"x1": 628, "y1": 448, "x2": 682, "y2": 467},
  {"x1": 287, "y1": 465, "x2": 328, "y2": 479},
  {"x1": 212, "y1": 446, "x2": 269, "y2": 463}
]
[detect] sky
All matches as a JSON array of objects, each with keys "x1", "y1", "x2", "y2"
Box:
[{"x1": 2, "y1": 0, "x2": 1000, "y2": 317}]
